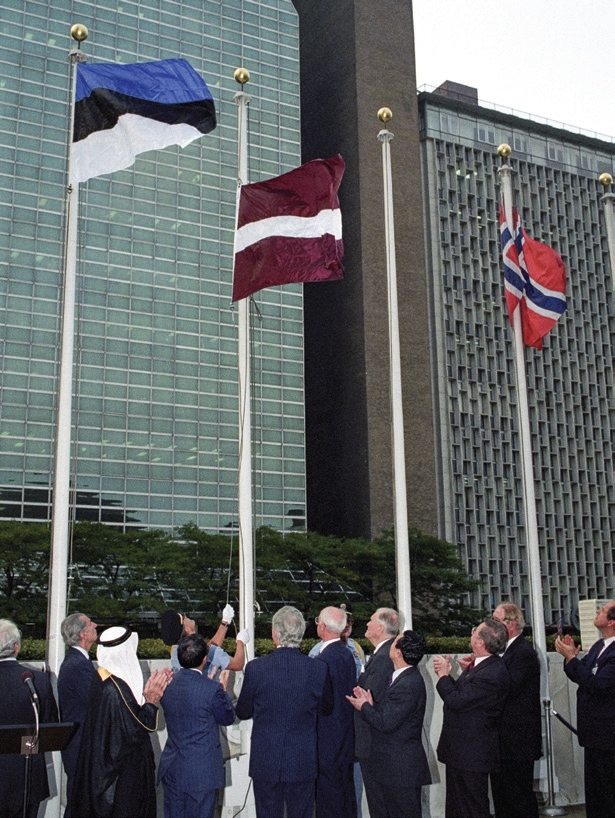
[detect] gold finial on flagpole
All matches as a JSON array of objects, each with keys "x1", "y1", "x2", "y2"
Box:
[
  {"x1": 599, "y1": 172, "x2": 613, "y2": 188},
  {"x1": 497, "y1": 143, "x2": 511, "y2": 159},
  {"x1": 70, "y1": 24, "x2": 88, "y2": 43},
  {"x1": 234, "y1": 68, "x2": 250, "y2": 85},
  {"x1": 378, "y1": 107, "x2": 392, "y2": 123}
]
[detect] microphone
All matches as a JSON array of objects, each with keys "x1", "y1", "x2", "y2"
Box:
[{"x1": 21, "y1": 671, "x2": 39, "y2": 706}]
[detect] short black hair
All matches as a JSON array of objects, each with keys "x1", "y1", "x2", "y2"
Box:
[
  {"x1": 177, "y1": 633, "x2": 208, "y2": 669},
  {"x1": 395, "y1": 630, "x2": 427, "y2": 665}
]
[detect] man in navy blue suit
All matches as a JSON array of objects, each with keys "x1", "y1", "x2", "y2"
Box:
[
  {"x1": 556, "y1": 600, "x2": 615, "y2": 818},
  {"x1": 235, "y1": 605, "x2": 333, "y2": 818},
  {"x1": 348, "y1": 630, "x2": 431, "y2": 818},
  {"x1": 313, "y1": 606, "x2": 357, "y2": 818},
  {"x1": 158, "y1": 633, "x2": 235, "y2": 818},
  {"x1": 58, "y1": 612, "x2": 98, "y2": 817}
]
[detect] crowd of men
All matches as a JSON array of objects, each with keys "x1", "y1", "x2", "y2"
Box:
[{"x1": 0, "y1": 598, "x2": 614, "y2": 818}]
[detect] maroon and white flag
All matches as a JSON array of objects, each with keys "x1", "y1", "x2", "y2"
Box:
[{"x1": 232, "y1": 155, "x2": 345, "y2": 301}]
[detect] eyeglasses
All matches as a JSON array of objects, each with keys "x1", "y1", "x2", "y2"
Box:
[{"x1": 314, "y1": 617, "x2": 320, "y2": 625}]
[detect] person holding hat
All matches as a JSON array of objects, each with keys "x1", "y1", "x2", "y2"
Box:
[
  {"x1": 71, "y1": 626, "x2": 172, "y2": 818},
  {"x1": 161, "y1": 604, "x2": 250, "y2": 674}
]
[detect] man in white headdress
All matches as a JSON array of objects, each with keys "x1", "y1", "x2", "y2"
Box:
[{"x1": 71, "y1": 626, "x2": 172, "y2": 818}]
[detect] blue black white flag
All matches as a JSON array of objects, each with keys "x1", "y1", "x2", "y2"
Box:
[{"x1": 70, "y1": 58, "x2": 216, "y2": 184}]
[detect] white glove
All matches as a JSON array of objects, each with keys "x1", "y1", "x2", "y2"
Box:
[
  {"x1": 222, "y1": 604, "x2": 234, "y2": 625},
  {"x1": 236, "y1": 628, "x2": 250, "y2": 644}
]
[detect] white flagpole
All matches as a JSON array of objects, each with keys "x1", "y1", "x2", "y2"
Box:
[
  {"x1": 377, "y1": 108, "x2": 412, "y2": 628},
  {"x1": 497, "y1": 144, "x2": 548, "y2": 668},
  {"x1": 233, "y1": 69, "x2": 255, "y2": 659},
  {"x1": 45, "y1": 24, "x2": 88, "y2": 818},
  {"x1": 599, "y1": 172, "x2": 615, "y2": 294}
]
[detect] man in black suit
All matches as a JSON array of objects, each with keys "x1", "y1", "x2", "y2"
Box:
[
  {"x1": 489, "y1": 602, "x2": 541, "y2": 818},
  {"x1": 235, "y1": 606, "x2": 333, "y2": 818},
  {"x1": 348, "y1": 630, "x2": 431, "y2": 818},
  {"x1": 313, "y1": 606, "x2": 357, "y2": 818},
  {"x1": 434, "y1": 618, "x2": 510, "y2": 818},
  {"x1": 556, "y1": 599, "x2": 615, "y2": 818},
  {"x1": 354, "y1": 607, "x2": 399, "y2": 807},
  {"x1": 58, "y1": 612, "x2": 98, "y2": 817},
  {"x1": 0, "y1": 618, "x2": 59, "y2": 818}
]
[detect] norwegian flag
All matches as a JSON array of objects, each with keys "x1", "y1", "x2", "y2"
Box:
[{"x1": 500, "y1": 201, "x2": 566, "y2": 349}]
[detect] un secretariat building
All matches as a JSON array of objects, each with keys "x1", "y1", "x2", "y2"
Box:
[{"x1": 0, "y1": 0, "x2": 305, "y2": 533}]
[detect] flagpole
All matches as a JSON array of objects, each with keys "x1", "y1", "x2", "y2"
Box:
[
  {"x1": 44, "y1": 23, "x2": 88, "y2": 818},
  {"x1": 497, "y1": 144, "x2": 548, "y2": 666},
  {"x1": 377, "y1": 108, "x2": 412, "y2": 628},
  {"x1": 599, "y1": 172, "x2": 615, "y2": 294},
  {"x1": 233, "y1": 68, "x2": 255, "y2": 659}
]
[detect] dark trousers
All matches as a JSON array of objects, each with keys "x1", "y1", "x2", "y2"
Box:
[
  {"x1": 316, "y1": 762, "x2": 356, "y2": 818},
  {"x1": 253, "y1": 779, "x2": 315, "y2": 818},
  {"x1": 360, "y1": 757, "x2": 422, "y2": 818},
  {"x1": 584, "y1": 746, "x2": 615, "y2": 818},
  {"x1": 162, "y1": 780, "x2": 216, "y2": 818},
  {"x1": 491, "y1": 759, "x2": 538, "y2": 818},
  {"x1": 445, "y1": 766, "x2": 490, "y2": 818}
]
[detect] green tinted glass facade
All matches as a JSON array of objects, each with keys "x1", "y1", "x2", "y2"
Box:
[{"x1": 0, "y1": 0, "x2": 304, "y2": 532}]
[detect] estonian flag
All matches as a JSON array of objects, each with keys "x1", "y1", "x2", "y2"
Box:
[
  {"x1": 232, "y1": 155, "x2": 345, "y2": 302},
  {"x1": 70, "y1": 58, "x2": 216, "y2": 185}
]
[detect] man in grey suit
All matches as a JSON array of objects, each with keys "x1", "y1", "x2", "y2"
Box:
[
  {"x1": 348, "y1": 630, "x2": 431, "y2": 818},
  {"x1": 58, "y1": 612, "x2": 98, "y2": 817},
  {"x1": 354, "y1": 607, "x2": 399, "y2": 807}
]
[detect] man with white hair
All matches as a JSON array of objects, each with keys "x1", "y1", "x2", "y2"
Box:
[
  {"x1": 0, "y1": 618, "x2": 58, "y2": 818},
  {"x1": 71, "y1": 625, "x2": 172, "y2": 818},
  {"x1": 314, "y1": 606, "x2": 357, "y2": 818},
  {"x1": 58, "y1": 612, "x2": 98, "y2": 817},
  {"x1": 235, "y1": 605, "x2": 333, "y2": 818}
]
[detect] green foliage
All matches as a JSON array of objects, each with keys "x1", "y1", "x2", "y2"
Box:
[{"x1": 0, "y1": 521, "x2": 50, "y2": 627}]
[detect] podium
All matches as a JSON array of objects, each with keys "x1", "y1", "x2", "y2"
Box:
[{"x1": 0, "y1": 723, "x2": 76, "y2": 818}]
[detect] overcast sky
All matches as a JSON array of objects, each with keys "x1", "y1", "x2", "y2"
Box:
[{"x1": 413, "y1": 0, "x2": 615, "y2": 140}]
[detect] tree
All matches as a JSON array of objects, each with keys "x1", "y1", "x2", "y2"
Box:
[{"x1": 0, "y1": 521, "x2": 50, "y2": 628}]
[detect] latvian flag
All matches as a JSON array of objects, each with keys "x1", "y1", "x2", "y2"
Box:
[
  {"x1": 232, "y1": 155, "x2": 345, "y2": 302},
  {"x1": 500, "y1": 201, "x2": 566, "y2": 349},
  {"x1": 70, "y1": 58, "x2": 216, "y2": 185}
]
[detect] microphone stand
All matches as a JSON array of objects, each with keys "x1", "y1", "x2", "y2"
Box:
[{"x1": 22, "y1": 693, "x2": 40, "y2": 818}]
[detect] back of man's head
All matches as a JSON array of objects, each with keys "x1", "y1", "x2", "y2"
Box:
[
  {"x1": 395, "y1": 630, "x2": 427, "y2": 666},
  {"x1": 0, "y1": 619, "x2": 20, "y2": 659},
  {"x1": 480, "y1": 618, "x2": 508, "y2": 655},
  {"x1": 61, "y1": 612, "x2": 88, "y2": 647},
  {"x1": 319, "y1": 606, "x2": 347, "y2": 635},
  {"x1": 495, "y1": 601, "x2": 525, "y2": 629},
  {"x1": 376, "y1": 608, "x2": 399, "y2": 638},
  {"x1": 177, "y1": 633, "x2": 208, "y2": 669},
  {"x1": 272, "y1": 606, "x2": 305, "y2": 647}
]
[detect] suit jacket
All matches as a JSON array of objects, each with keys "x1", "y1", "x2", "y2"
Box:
[
  {"x1": 437, "y1": 654, "x2": 510, "y2": 773},
  {"x1": 235, "y1": 647, "x2": 333, "y2": 782},
  {"x1": 0, "y1": 658, "x2": 59, "y2": 813},
  {"x1": 315, "y1": 640, "x2": 356, "y2": 769},
  {"x1": 158, "y1": 667, "x2": 235, "y2": 793},
  {"x1": 354, "y1": 638, "x2": 395, "y2": 758},
  {"x1": 58, "y1": 646, "x2": 96, "y2": 782},
  {"x1": 359, "y1": 665, "x2": 431, "y2": 787},
  {"x1": 499, "y1": 634, "x2": 542, "y2": 762},
  {"x1": 564, "y1": 638, "x2": 615, "y2": 749}
]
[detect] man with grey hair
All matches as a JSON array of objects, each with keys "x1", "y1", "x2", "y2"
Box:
[
  {"x1": 354, "y1": 607, "x2": 399, "y2": 807},
  {"x1": 313, "y1": 606, "x2": 357, "y2": 818},
  {"x1": 0, "y1": 618, "x2": 58, "y2": 818},
  {"x1": 434, "y1": 619, "x2": 510, "y2": 818},
  {"x1": 58, "y1": 612, "x2": 98, "y2": 816},
  {"x1": 235, "y1": 606, "x2": 333, "y2": 818}
]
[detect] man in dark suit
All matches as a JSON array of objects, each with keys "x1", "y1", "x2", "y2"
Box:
[
  {"x1": 158, "y1": 633, "x2": 235, "y2": 818},
  {"x1": 556, "y1": 599, "x2": 615, "y2": 818},
  {"x1": 58, "y1": 612, "x2": 98, "y2": 817},
  {"x1": 235, "y1": 605, "x2": 333, "y2": 818},
  {"x1": 313, "y1": 606, "x2": 357, "y2": 818},
  {"x1": 434, "y1": 618, "x2": 510, "y2": 818},
  {"x1": 347, "y1": 630, "x2": 431, "y2": 818},
  {"x1": 0, "y1": 618, "x2": 59, "y2": 818},
  {"x1": 490, "y1": 601, "x2": 542, "y2": 818},
  {"x1": 354, "y1": 607, "x2": 399, "y2": 807}
]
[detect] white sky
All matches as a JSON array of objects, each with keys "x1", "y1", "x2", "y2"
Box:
[{"x1": 413, "y1": 0, "x2": 615, "y2": 140}]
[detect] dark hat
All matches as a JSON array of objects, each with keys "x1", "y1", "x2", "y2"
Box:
[{"x1": 160, "y1": 610, "x2": 184, "y2": 645}]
